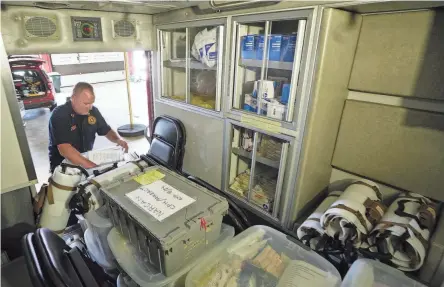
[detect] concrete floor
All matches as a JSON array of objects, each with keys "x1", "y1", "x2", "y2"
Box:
[{"x1": 23, "y1": 80, "x2": 150, "y2": 187}]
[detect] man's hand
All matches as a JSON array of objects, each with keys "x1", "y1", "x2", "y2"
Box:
[
  {"x1": 105, "y1": 130, "x2": 129, "y2": 152},
  {"x1": 117, "y1": 139, "x2": 129, "y2": 152},
  {"x1": 58, "y1": 143, "x2": 97, "y2": 169}
]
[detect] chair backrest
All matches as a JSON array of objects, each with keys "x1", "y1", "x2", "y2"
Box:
[
  {"x1": 25, "y1": 228, "x2": 100, "y2": 287},
  {"x1": 35, "y1": 228, "x2": 85, "y2": 287},
  {"x1": 147, "y1": 115, "x2": 186, "y2": 172},
  {"x1": 22, "y1": 233, "x2": 46, "y2": 287}
]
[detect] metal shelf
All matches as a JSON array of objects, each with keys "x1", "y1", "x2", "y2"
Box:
[
  {"x1": 163, "y1": 59, "x2": 216, "y2": 70},
  {"x1": 240, "y1": 59, "x2": 293, "y2": 71},
  {"x1": 232, "y1": 147, "x2": 280, "y2": 169}
]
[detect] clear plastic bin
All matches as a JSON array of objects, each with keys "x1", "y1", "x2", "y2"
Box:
[
  {"x1": 341, "y1": 259, "x2": 427, "y2": 287},
  {"x1": 185, "y1": 225, "x2": 341, "y2": 287},
  {"x1": 108, "y1": 224, "x2": 235, "y2": 287}
]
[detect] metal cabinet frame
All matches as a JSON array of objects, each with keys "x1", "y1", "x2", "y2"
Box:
[
  {"x1": 226, "y1": 9, "x2": 314, "y2": 134},
  {"x1": 222, "y1": 119, "x2": 294, "y2": 224}
]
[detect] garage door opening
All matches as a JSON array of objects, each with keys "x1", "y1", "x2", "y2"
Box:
[{"x1": 9, "y1": 51, "x2": 153, "y2": 188}]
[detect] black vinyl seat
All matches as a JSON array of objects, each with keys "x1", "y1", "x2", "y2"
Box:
[
  {"x1": 22, "y1": 233, "x2": 46, "y2": 287},
  {"x1": 22, "y1": 228, "x2": 99, "y2": 287},
  {"x1": 144, "y1": 115, "x2": 186, "y2": 172}
]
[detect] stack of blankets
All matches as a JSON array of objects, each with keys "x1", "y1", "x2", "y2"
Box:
[{"x1": 297, "y1": 179, "x2": 439, "y2": 271}]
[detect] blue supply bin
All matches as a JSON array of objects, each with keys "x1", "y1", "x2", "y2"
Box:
[
  {"x1": 281, "y1": 84, "x2": 291, "y2": 104},
  {"x1": 281, "y1": 34, "x2": 297, "y2": 62},
  {"x1": 256, "y1": 34, "x2": 282, "y2": 61},
  {"x1": 241, "y1": 35, "x2": 256, "y2": 59}
]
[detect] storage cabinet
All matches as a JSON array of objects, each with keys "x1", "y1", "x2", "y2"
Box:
[
  {"x1": 225, "y1": 122, "x2": 290, "y2": 219},
  {"x1": 155, "y1": 9, "x2": 316, "y2": 226},
  {"x1": 157, "y1": 19, "x2": 225, "y2": 111},
  {"x1": 230, "y1": 11, "x2": 308, "y2": 123}
]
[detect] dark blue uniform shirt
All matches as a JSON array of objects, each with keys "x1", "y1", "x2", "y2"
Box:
[{"x1": 48, "y1": 101, "x2": 111, "y2": 171}]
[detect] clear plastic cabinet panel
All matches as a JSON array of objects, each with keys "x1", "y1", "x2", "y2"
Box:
[
  {"x1": 228, "y1": 124, "x2": 289, "y2": 218},
  {"x1": 232, "y1": 16, "x2": 306, "y2": 122},
  {"x1": 160, "y1": 28, "x2": 187, "y2": 102},
  {"x1": 159, "y1": 22, "x2": 224, "y2": 111}
]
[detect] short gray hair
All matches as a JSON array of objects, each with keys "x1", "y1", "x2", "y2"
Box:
[{"x1": 72, "y1": 82, "x2": 94, "y2": 97}]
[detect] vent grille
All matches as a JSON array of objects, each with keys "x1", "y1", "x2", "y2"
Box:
[
  {"x1": 113, "y1": 20, "x2": 136, "y2": 38},
  {"x1": 24, "y1": 16, "x2": 57, "y2": 37}
]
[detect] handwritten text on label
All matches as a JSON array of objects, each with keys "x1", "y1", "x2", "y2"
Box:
[{"x1": 126, "y1": 181, "x2": 195, "y2": 221}]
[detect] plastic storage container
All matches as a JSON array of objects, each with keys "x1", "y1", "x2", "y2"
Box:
[
  {"x1": 84, "y1": 207, "x2": 116, "y2": 270},
  {"x1": 108, "y1": 224, "x2": 235, "y2": 287},
  {"x1": 341, "y1": 259, "x2": 427, "y2": 287},
  {"x1": 186, "y1": 225, "x2": 341, "y2": 287},
  {"x1": 101, "y1": 166, "x2": 229, "y2": 276}
]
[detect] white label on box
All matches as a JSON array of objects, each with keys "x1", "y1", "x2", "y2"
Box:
[{"x1": 126, "y1": 181, "x2": 196, "y2": 222}]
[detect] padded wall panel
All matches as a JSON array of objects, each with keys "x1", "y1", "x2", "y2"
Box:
[
  {"x1": 349, "y1": 10, "x2": 444, "y2": 101},
  {"x1": 332, "y1": 100, "x2": 444, "y2": 200},
  {"x1": 154, "y1": 102, "x2": 224, "y2": 189}
]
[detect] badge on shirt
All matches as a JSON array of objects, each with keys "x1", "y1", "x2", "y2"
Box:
[{"x1": 88, "y1": 115, "x2": 96, "y2": 125}]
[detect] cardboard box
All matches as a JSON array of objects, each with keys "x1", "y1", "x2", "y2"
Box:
[
  {"x1": 243, "y1": 94, "x2": 257, "y2": 112},
  {"x1": 280, "y1": 83, "x2": 291, "y2": 104},
  {"x1": 241, "y1": 35, "x2": 256, "y2": 60},
  {"x1": 256, "y1": 35, "x2": 282, "y2": 61},
  {"x1": 267, "y1": 100, "x2": 287, "y2": 120},
  {"x1": 281, "y1": 34, "x2": 297, "y2": 62}
]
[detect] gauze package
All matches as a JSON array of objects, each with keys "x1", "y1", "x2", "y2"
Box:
[{"x1": 192, "y1": 28, "x2": 218, "y2": 68}]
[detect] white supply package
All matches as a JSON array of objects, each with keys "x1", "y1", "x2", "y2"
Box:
[
  {"x1": 253, "y1": 80, "x2": 276, "y2": 100},
  {"x1": 267, "y1": 99, "x2": 287, "y2": 120},
  {"x1": 192, "y1": 28, "x2": 217, "y2": 68}
]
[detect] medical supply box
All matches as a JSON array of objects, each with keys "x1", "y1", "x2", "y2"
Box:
[
  {"x1": 100, "y1": 165, "x2": 229, "y2": 276},
  {"x1": 185, "y1": 225, "x2": 342, "y2": 287}
]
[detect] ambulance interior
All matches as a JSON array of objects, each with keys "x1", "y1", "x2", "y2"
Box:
[{"x1": 1, "y1": 1, "x2": 444, "y2": 286}]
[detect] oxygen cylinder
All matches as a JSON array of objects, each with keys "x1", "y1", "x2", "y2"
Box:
[{"x1": 40, "y1": 164, "x2": 87, "y2": 232}]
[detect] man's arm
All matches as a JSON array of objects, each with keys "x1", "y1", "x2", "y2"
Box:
[
  {"x1": 58, "y1": 143, "x2": 97, "y2": 168},
  {"x1": 105, "y1": 129, "x2": 129, "y2": 152},
  {"x1": 94, "y1": 107, "x2": 128, "y2": 152}
]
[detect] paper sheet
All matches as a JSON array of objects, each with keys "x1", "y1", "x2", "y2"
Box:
[
  {"x1": 87, "y1": 147, "x2": 124, "y2": 165},
  {"x1": 126, "y1": 181, "x2": 195, "y2": 221},
  {"x1": 133, "y1": 170, "x2": 165, "y2": 185}
]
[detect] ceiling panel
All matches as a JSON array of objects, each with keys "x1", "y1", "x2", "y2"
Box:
[{"x1": 2, "y1": 1, "x2": 199, "y2": 15}]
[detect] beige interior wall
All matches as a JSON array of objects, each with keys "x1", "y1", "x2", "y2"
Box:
[
  {"x1": 154, "y1": 102, "x2": 225, "y2": 189},
  {"x1": 349, "y1": 10, "x2": 444, "y2": 100},
  {"x1": 1, "y1": 60, "x2": 30, "y2": 193},
  {"x1": 332, "y1": 100, "x2": 444, "y2": 201},
  {"x1": 290, "y1": 8, "x2": 362, "y2": 220},
  {"x1": 330, "y1": 9, "x2": 444, "y2": 202},
  {"x1": 1, "y1": 6, "x2": 154, "y2": 55}
]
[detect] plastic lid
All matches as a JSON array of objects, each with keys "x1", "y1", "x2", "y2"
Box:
[
  {"x1": 186, "y1": 225, "x2": 342, "y2": 287},
  {"x1": 85, "y1": 208, "x2": 113, "y2": 230},
  {"x1": 341, "y1": 259, "x2": 426, "y2": 287},
  {"x1": 107, "y1": 224, "x2": 235, "y2": 287},
  {"x1": 85, "y1": 228, "x2": 116, "y2": 270}
]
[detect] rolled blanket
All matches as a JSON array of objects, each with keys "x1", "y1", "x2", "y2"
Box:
[
  {"x1": 366, "y1": 192, "x2": 438, "y2": 271},
  {"x1": 297, "y1": 191, "x2": 342, "y2": 250},
  {"x1": 321, "y1": 180, "x2": 386, "y2": 248}
]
